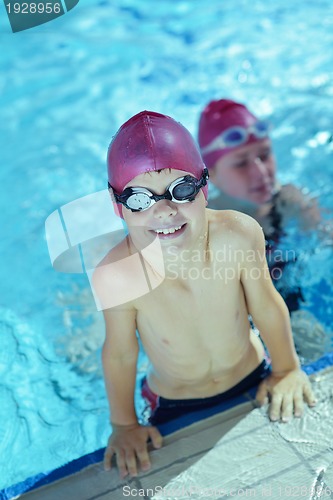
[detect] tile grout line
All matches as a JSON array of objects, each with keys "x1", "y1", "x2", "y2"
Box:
[{"x1": 221, "y1": 447, "x2": 333, "y2": 499}]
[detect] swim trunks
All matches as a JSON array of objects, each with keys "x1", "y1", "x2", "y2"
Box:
[{"x1": 141, "y1": 358, "x2": 271, "y2": 426}]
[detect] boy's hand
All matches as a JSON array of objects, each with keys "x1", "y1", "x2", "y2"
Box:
[
  {"x1": 256, "y1": 368, "x2": 316, "y2": 422},
  {"x1": 104, "y1": 423, "x2": 163, "y2": 478}
]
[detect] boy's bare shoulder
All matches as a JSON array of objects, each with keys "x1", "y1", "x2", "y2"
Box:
[
  {"x1": 207, "y1": 209, "x2": 266, "y2": 261},
  {"x1": 92, "y1": 237, "x2": 139, "y2": 311},
  {"x1": 98, "y1": 237, "x2": 130, "y2": 266},
  {"x1": 207, "y1": 208, "x2": 263, "y2": 242},
  {"x1": 92, "y1": 237, "x2": 132, "y2": 289}
]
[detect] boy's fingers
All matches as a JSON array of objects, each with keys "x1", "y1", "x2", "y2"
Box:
[
  {"x1": 136, "y1": 446, "x2": 151, "y2": 472},
  {"x1": 148, "y1": 426, "x2": 163, "y2": 449},
  {"x1": 293, "y1": 390, "x2": 304, "y2": 418},
  {"x1": 281, "y1": 394, "x2": 293, "y2": 422},
  {"x1": 116, "y1": 451, "x2": 129, "y2": 479},
  {"x1": 103, "y1": 446, "x2": 114, "y2": 471},
  {"x1": 303, "y1": 383, "x2": 316, "y2": 406},
  {"x1": 255, "y1": 383, "x2": 269, "y2": 406},
  {"x1": 269, "y1": 393, "x2": 282, "y2": 421},
  {"x1": 124, "y1": 450, "x2": 138, "y2": 478}
]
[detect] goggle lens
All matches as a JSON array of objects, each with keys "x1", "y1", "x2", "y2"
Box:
[
  {"x1": 253, "y1": 121, "x2": 269, "y2": 137},
  {"x1": 126, "y1": 192, "x2": 152, "y2": 211},
  {"x1": 172, "y1": 181, "x2": 196, "y2": 200},
  {"x1": 223, "y1": 128, "x2": 247, "y2": 146}
]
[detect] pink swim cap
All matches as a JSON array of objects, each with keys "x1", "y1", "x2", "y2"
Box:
[
  {"x1": 198, "y1": 99, "x2": 261, "y2": 169},
  {"x1": 108, "y1": 111, "x2": 207, "y2": 192},
  {"x1": 107, "y1": 111, "x2": 208, "y2": 216}
]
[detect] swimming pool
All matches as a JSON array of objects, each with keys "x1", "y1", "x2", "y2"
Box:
[{"x1": 1, "y1": 0, "x2": 333, "y2": 491}]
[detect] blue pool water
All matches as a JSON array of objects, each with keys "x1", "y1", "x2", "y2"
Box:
[{"x1": 1, "y1": 0, "x2": 333, "y2": 490}]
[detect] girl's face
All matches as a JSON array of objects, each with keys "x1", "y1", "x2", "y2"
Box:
[{"x1": 209, "y1": 139, "x2": 277, "y2": 205}]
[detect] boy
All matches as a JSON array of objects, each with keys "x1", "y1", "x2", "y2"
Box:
[{"x1": 93, "y1": 111, "x2": 315, "y2": 479}]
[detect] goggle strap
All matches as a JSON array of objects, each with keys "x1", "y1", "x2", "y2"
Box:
[{"x1": 201, "y1": 122, "x2": 270, "y2": 154}]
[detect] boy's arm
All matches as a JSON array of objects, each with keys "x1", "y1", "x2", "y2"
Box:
[
  {"x1": 102, "y1": 307, "x2": 139, "y2": 427},
  {"x1": 93, "y1": 269, "x2": 162, "y2": 478},
  {"x1": 239, "y1": 217, "x2": 316, "y2": 420},
  {"x1": 102, "y1": 307, "x2": 161, "y2": 477}
]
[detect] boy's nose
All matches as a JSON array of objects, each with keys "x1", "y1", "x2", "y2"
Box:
[{"x1": 153, "y1": 199, "x2": 178, "y2": 218}]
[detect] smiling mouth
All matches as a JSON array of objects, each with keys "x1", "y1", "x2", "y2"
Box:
[{"x1": 152, "y1": 224, "x2": 185, "y2": 235}]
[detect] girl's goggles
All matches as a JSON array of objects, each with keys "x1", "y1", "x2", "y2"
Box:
[
  {"x1": 109, "y1": 168, "x2": 208, "y2": 212},
  {"x1": 201, "y1": 121, "x2": 270, "y2": 155}
]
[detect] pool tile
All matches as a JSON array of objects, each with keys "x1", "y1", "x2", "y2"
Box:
[{"x1": 151, "y1": 415, "x2": 302, "y2": 499}]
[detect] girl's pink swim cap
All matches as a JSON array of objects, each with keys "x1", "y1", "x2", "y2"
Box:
[
  {"x1": 198, "y1": 99, "x2": 261, "y2": 169},
  {"x1": 107, "y1": 111, "x2": 208, "y2": 216}
]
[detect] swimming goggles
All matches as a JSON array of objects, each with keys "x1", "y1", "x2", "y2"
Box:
[
  {"x1": 201, "y1": 121, "x2": 270, "y2": 155},
  {"x1": 109, "y1": 168, "x2": 209, "y2": 212}
]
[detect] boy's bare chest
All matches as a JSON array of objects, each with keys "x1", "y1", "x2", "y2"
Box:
[
  {"x1": 143, "y1": 271, "x2": 238, "y2": 307},
  {"x1": 135, "y1": 275, "x2": 250, "y2": 382},
  {"x1": 135, "y1": 273, "x2": 245, "y2": 345}
]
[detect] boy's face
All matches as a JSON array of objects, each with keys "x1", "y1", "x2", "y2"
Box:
[
  {"x1": 122, "y1": 168, "x2": 207, "y2": 253},
  {"x1": 209, "y1": 138, "x2": 277, "y2": 205}
]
